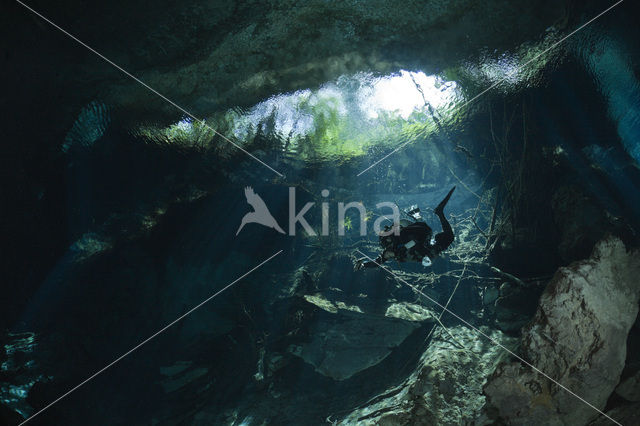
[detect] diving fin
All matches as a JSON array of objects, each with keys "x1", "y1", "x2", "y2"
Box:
[{"x1": 434, "y1": 186, "x2": 456, "y2": 216}]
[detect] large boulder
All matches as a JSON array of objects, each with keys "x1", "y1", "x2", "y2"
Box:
[
  {"x1": 338, "y1": 326, "x2": 517, "y2": 425},
  {"x1": 287, "y1": 292, "x2": 425, "y2": 380},
  {"x1": 484, "y1": 236, "x2": 640, "y2": 425}
]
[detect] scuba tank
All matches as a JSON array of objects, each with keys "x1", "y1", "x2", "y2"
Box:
[{"x1": 379, "y1": 224, "x2": 396, "y2": 249}]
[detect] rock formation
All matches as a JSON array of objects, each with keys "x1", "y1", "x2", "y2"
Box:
[
  {"x1": 484, "y1": 236, "x2": 640, "y2": 425},
  {"x1": 338, "y1": 325, "x2": 517, "y2": 425}
]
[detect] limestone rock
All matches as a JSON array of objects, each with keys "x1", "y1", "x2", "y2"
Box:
[
  {"x1": 289, "y1": 308, "x2": 419, "y2": 380},
  {"x1": 338, "y1": 326, "x2": 517, "y2": 425},
  {"x1": 97, "y1": 0, "x2": 567, "y2": 119},
  {"x1": 385, "y1": 302, "x2": 434, "y2": 322},
  {"x1": 484, "y1": 236, "x2": 640, "y2": 425}
]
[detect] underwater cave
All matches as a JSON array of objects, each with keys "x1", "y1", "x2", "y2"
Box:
[{"x1": 2, "y1": 0, "x2": 640, "y2": 425}]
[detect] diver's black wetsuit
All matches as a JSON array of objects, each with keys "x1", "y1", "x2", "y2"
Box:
[{"x1": 357, "y1": 187, "x2": 455, "y2": 269}]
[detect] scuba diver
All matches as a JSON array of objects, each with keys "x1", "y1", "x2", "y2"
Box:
[{"x1": 355, "y1": 186, "x2": 456, "y2": 270}]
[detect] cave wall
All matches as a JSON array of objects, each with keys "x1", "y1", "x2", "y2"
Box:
[{"x1": 2, "y1": 1, "x2": 640, "y2": 424}]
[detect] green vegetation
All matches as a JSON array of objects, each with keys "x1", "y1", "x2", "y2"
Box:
[{"x1": 134, "y1": 72, "x2": 471, "y2": 165}]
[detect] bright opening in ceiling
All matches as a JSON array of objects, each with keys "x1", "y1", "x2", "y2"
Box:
[
  {"x1": 151, "y1": 70, "x2": 462, "y2": 160},
  {"x1": 360, "y1": 71, "x2": 458, "y2": 119},
  {"x1": 231, "y1": 70, "x2": 461, "y2": 141}
]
